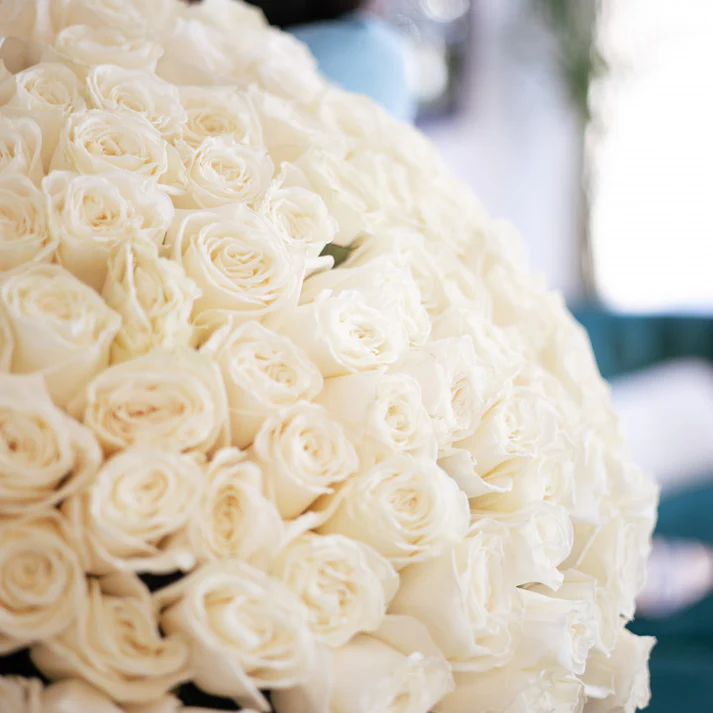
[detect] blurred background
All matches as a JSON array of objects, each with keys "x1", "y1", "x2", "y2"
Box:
[{"x1": 249, "y1": 1, "x2": 713, "y2": 710}]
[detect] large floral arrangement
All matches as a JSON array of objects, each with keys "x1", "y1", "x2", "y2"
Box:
[{"x1": 0, "y1": 1, "x2": 657, "y2": 712}]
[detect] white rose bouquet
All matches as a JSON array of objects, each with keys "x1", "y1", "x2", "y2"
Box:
[{"x1": 0, "y1": 1, "x2": 657, "y2": 712}]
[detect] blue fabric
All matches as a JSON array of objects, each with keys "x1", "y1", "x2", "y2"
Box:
[{"x1": 291, "y1": 15, "x2": 416, "y2": 122}]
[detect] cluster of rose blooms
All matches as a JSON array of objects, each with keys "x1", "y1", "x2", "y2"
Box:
[{"x1": 0, "y1": 0, "x2": 658, "y2": 712}]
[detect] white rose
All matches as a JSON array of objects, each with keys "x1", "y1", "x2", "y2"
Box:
[
  {"x1": 272, "y1": 615, "x2": 454, "y2": 713},
  {"x1": 176, "y1": 447, "x2": 285, "y2": 567},
  {"x1": 345, "y1": 230, "x2": 489, "y2": 320},
  {"x1": 435, "y1": 667, "x2": 584, "y2": 713},
  {"x1": 51, "y1": 109, "x2": 185, "y2": 195},
  {"x1": 250, "y1": 86, "x2": 331, "y2": 166},
  {"x1": 266, "y1": 290, "x2": 407, "y2": 378},
  {"x1": 42, "y1": 680, "x2": 125, "y2": 713},
  {"x1": 0, "y1": 0, "x2": 37, "y2": 41},
  {"x1": 389, "y1": 519, "x2": 520, "y2": 671},
  {"x1": 0, "y1": 172, "x2": 55, "y2": 272},
  {"x1": 258, "y1": 165, "x2": 337, "y2": 259},
  {"x1": 175, "y1": 136, "x2": 274, "y2": 209},
  {"x1": 253, "y1": 401, "x2": 359, "y2": 519},
  {"x1": 154, "y1": 559, "x2": 317, "y2": 711},
  {"x1": 176, "y1": 85, "x2": 263, "y2": 153},
  {"x1": 0, "y1": 677, "x2": 43, "y2": 713},
  {"x1": 0, "y1": 115, "x2": 43, "y2": 185},
  {"x1": 156, "y1": 17, "x2": 236, "y2": 86},
  {"x1": 414, "y1": 172, "x2": 490, "y2": 255},
  {"x1": 103, "y1": 242, "x2": 200, "y2": 363},
  {"x1": 513, "y1": 588, "x2": 597, "y2": 675},
  {"x1": 271, "y1": 532, "x2": 399, "y2": 647},
  {"x1": 171, "y1": 204, "x2": 304, "y2": 327},
  {"x1": 32, "y1": 574, "x2": 192, "y2": 704},
  {"x1": 451, "y1": 380, "x2": 567, "y2": 496},
  {"x1": 471, "y1": 502, "x2": 573, "y2": 590},
  {"x1": 0, "y1": 263, "x2": 121, "y2": 407},
  {"x1": 47, "y1": 0, "x2": 173, "y2": 37},
  {"x1": 44, "y1": 170, "x2": 174, "y2": 290},
  {"x1": 316, "y1": 455, "x2": 469, "y2": 568},
  {"x1": 0, "y1": 511, "x2": 85, "y2": 653},
  {"x1": 70, "y1": 348, "x2": 229, "y2": 456},
  {"x1": 50, "y1": 25, "x2": 163, "y2": 78},
  {"x1": 399, "y1": 337, "x2": 487, "y2": 450},
  {"x1": 234, "y1": 30, "x2": 324, "y2": 106},
  {"x1": 201, "y1": 320, "x2": 322, "y2": 448},
  {"x1": 0, "y1": 373, "x2": 101, "y2": 516},
  {"x1": 86, "y1": 65, "x2": 186, "y2": 141},
  {"x1": 0, "y1": 303, "x2": 14, "y2": 370},
  {"x1": 295, "y1": 146, "x2": 384, "y2": 246},
  {"x1": 63, "y1": 447, "x2": 204, "y2": 575},
  {"x1": 300, "y1": 260, "x2": 430, "y2": 349},
  {"x1": 530, "y1": 569, "x2": 619, "y2": 656},
  {"x1": 568, "y1": 515, "x2": 653, "y2": 620},
  {"x1": 582, "y1": 629, "x2": 654, "y2": 713},
  {"x1": 0, "y1": 63, "x2": 85, "y2": 168},
  {"x1": 315, "y1": 371, "x2": 438, "y2": 464}
]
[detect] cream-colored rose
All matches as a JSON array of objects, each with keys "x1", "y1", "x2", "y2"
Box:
[
  {"x1": 272, "y1": 615, "x2": 454, "y2": 713},
  {"x1": 582, "y1": 629, "x2": 654, "y2": 713},
  {"x1": 295, "y1": 146, "x2": 384, "y2": 246},
  {"x1": 567, "y1": 515, "x2": 653, "y2": 621},
  {"x1": 63, "y1": 447, "x2": 203, "y2": 575},
  {"x1": 399, "y1": 337, "x2": 487, "y2": 450},
  {"x1": 472, "y1": 502, "x2": 573, "y2": 590},
  {"x1": 317, "y1": 455, "x2": 469, "y2": 569},
  {"x1": 103, "y1": 242, "x2": 200, "y2": 363},
  {"x1": 44, "y1": 170, "x2": 174, "y2": 290},
  {"x1": 253, "y1": 401, "x2": 359, "y2": 519},
  {"x1": 346, "y1": 229, "x2": 492, "y2": 319},
  {"x1": 70, "y1": 348, "x2": 229, "y2": 456},
  {"x1": 389, "y1": 519, "x2": 520, "y2": 671},
  {"x1": 233, "y1": 29, "x2": 324, "y2": 106},
  {"x1": 43, "y1": 680, "x2": 129, "y2": 713},
  {"x1": 0, "y1": 0, "x2": 37, "y2": 41},
  {"x1": 171, "y1": 204, "x2": 304, "y2": 326},
  {"x1": 32, "y1": 574, "x2": 192, "y2": 704},
  {"x1": 0, "y1": 304, "x2": 14, "y2": 370},
  {"x1": 0, "y1": 173, "x2": 55, "y2": 271},
  {"x1": 181, "y1": 0, "x2": 267, "y2": 32},
  {"x1": 271, "y1": 532, "x2": 399, "y2": 647},
  {"x1": 266, "y1": 290, "x2": 407, "y2": 378},
  {"x1": 0, "y1": 676, "x2": 43, "y2": 713},
  {"x1": 0, "y1": 115, "x2": 43, "y2": 185},
  {"x1": 0, "y1": 63, "x2": 85, "y2": 167},
  {"x1": 435, "y1": 667, "x2": 584, "y2": 713},
  {"x1": 315, "y1": 371, "x2": 438, "y2": 465},
  {"x1": 175, "y1": 136, "x2": 273, "y2": 209},
  {"x1": 156, "y1": 17, "x2": 236, "y2": 86},
  {"x1": 530, "y1": 569, "x2": 619, "y2": 656},
  {"x1": 51, "y1": 109, "x2": 185, "y2": 194},
  {"x1": 47, "y1": 0, "x2": 175, "y2": 37},
  {"x1": 258, "y1": 165, "x2": 337, "y2": 259},
  {"x1": 176, "y1": 447, "x2": 284, "y2": 567},
  {"x1": 1, "y1": 264, "x2": 121, "y2": 406},
  {"x1": 0, "y1": 373, "x2": 101, "y2": 516},
  {"x1": 86, "y1": 65, "x2": 185, "y2": 141},
  {"x1": 155, "y1": 559, "x2": 317, "y2": 711},
  {"x1": 50, "y1": 25, "x2": 163, "y2": 78},
  {"x1": 177, "y1": 85, "x2": 263, "y2": 153},
  {"x1": 513, "y1": 589, "x2": 597, "y2": 675},
  {"x1": 0, "y1": 511, "x2": 85, "y2": 654},
  {"x1": 300, "y1": 260, "x2": 430, "y2": 349},
  {"x1": 201, "y1": 320, "x2": 322, "y2": 448}
]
